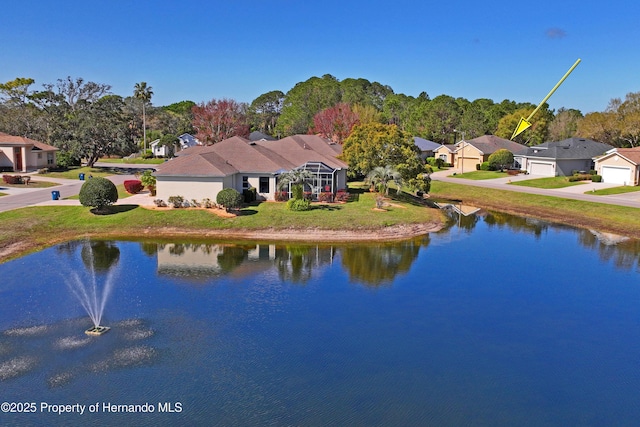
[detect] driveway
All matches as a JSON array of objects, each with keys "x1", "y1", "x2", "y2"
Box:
[
  {"x1": 431, "y1": 170, "x2": 640, "y2": 209},
  {"x1": 0, "y1": 173, "x2": 152, "y2": 213}
]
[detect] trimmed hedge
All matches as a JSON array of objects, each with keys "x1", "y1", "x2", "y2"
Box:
[
  {"x1": 123, "y1": 179, "x2": 144, "y2": 194},
  {"x1": 79, "y1": 177, "x2": 118, "y2": 211}
]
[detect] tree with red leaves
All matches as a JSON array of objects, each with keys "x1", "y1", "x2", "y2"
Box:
[
  {"x1": 311, "y1": 103, "x2": 359, "y2": 143},
  {"x1": 192, "y1": 98, "x2": 250, "y2": 144}
]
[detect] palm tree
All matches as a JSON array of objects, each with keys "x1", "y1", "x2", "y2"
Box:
[
  {"x1": 134, "y1": 82, "x2": 153, "y2": 153},
  {"x1": 365, "y1": 165, "x2": 403, "y2": 196},
  {"x1": 277, "y1": 169, "x2": 313, "y2": 198}
]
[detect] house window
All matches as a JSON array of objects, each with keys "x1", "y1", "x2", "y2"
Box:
[
  {"x1": 242, "y1": 176, "x2": 249, "y2": 190},
  {"x1": 47, "y1": 153, "x2": 54, "y2": 165},
  {"x1": 37, "y1": 153, "x2": 42, "y2": 159},
  {"x1": 259, "y1": 177, "x2": 269, "y2": 193},
  {"x1": 438, "y1": 154, "x2": 447, "y2": 161}
]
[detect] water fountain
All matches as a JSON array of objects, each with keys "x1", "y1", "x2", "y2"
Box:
[{"x1": 65, "y1": 241, "x2": 118, "y2": 336}]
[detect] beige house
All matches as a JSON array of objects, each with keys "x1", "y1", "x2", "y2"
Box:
[
  {"x1": 453, "y1": 135, "x2": 528, "y2": 172},
  {"x1": 593, "y1": 147, "x2": 640, "y2": 185},
  {"x1": 155, "y1": 134, "x2": 348, "y2": 202},
  {"x1": 0, "y1": 132, "x2": 58, "y2": 172},
  {"x1": 433, "y1": 144, "x2": 458, "y2": 165}
]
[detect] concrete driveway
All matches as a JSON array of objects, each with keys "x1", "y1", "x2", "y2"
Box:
[{"x1": 431, "y1": 169, "x2": 640, "y2": 209}]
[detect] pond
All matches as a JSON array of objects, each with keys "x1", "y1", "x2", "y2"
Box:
[{"x1": 1, "y1": 210, "x2": 640, "y2": 426}]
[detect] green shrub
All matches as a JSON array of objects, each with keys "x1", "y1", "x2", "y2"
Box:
[
  {"x1": 79, "y1": 177, "x2": 118, "y2": 212},
  {"x1": 568, "y1": 174, "x2": 591, "y2": 182},
  {"x1": 216, "y1": 188, "x2": 243, "y2": 211},
  {"x1": 291, "y1": 184, "x2": 304, "y2": 200},
  {"x1": 591, "y1": 174, "x2": 602, "y2": 182},
  {"x1": 480, "y1": 162, "x2": 492, "y2": 171},
  {"x1": 139, "y1": 169, "x2": 156, "y2": 188},
  {"x1": 55, "y1": 151, "x2": 80, "y2": 169},
  {"x1": 243, "y1": 187, "x2": 257, "y2": 203},
  {"x1": 287, "y1": 198, "x2": 311, "y2": 211}
]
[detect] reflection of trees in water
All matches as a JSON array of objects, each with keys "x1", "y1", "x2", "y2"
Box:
[
  {"x1": 274, "y1": 245, "x2": 335, "y2": 285},
  {"x1": 80, "y1": 241, "x2": 120, "y2": 272},
  {"x1": 339, "y1": 237, "x2": 427, "y2": 287},
  {"x1": 139, "y1": 242, "x2": 158, "y2": 257},
  {"x1": 483, "y1": 211, "x2": 549, "y2": 237},
  {"x1": 217, "y1": 246, "x2": 248, "y2": 273},
  {"x1": 578, "y1": 230, "x2": 640, "y2": 271}
]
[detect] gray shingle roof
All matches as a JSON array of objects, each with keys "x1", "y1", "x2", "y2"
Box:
[
  {"x1": 461, "y1": 135, "x2": 528, "y2": 155},
  {"x1": 414, "y1": 137, "x2": 440, "y2": 152},
  {"x1": 524, "y1": 138, "x2": 613, "y2": 160}
]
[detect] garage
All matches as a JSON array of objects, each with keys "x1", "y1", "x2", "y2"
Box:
[
  {"x1": 601, "y1": 166, "x2": 632, "y2": 185},
  {"x1": 529, "y1": 162, "x2": 555, "y2": 176}
]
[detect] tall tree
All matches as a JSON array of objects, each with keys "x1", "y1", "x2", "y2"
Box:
[
  {"x1": 248, "y1": 90, "x2": 284, "y2": 135},
  {"x1": 548, "y1": 108, "x2": 583, "y2": 141},
  {"x1": 134, "y1": 82, "x2": 153, "y2": 151},
  {"x1": 192, "y1": 98, "x2": 250, "y2": 144},
  {"x1": 311, "y1": 103, "x2": 359, "y2": 143}
]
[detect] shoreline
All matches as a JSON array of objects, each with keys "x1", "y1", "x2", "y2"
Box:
[{"x1": 0, "y1": 222, "x2": 443, "y2": 263}]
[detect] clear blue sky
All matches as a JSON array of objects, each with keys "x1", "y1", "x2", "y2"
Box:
[{"x1": 2, "y1": 0, "x2": 639, "y2": 114}]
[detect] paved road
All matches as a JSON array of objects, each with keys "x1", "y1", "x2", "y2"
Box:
[
  {"x1": 0, "y1": 174, "x2": 142, "y2": 213},
  {"x1": 431, "y1": 170, "x2": 640, "y2": 209}
]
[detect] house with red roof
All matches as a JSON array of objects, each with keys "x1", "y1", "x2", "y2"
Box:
[
  {"x1": 0, "y1": 132, "x2": 58, "y2": 172},
  {"x1": 154, "y1": 134, "x2": 348, "y2": 202}
]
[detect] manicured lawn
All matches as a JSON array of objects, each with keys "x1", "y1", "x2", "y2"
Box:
[
  {"x1": 99, "y1": 158, "x2": 165, "y2": 165},
  {"x1": 430, "y1": 181, "x2": 640, "y2": 238},
  {"x1": 450, "y1": 171, "x2": 508, "y2": 180},
  {"x1": 0, "y1": 179, "x2": 60, "y2": 189},
  {"x1": 509, "y1": 176, "x2": 586, "y2": 189},
  {"x1": 0, "y1": 189, "x2": 443, "y2": 263},
  {"x1": 40, "y1": 166, "x2": 122, "y2": 180},
  {"x1": 589, "y1": 186, "x2": 640, "y2": 195}
]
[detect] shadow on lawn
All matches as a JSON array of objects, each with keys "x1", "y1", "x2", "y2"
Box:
[
  {"x1": 311, "y1": 204, "x2": 342, "y2": 211},
  {"x1": 90, "y1": 204, "x2": 139, "y2": 215}
]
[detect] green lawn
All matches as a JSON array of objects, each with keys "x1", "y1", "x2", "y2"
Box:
[
  {"x1": 450, "y1": 170, "x2": 508, "y2": 180},
  {"x1": 509, "y1": 176, "x2": 586, "y2": 189},
  {"x1": 430, "y1": 181, "x2": 640, "y2": 238},
  {"x1": 39, "y1": 166, "x2": 125, "y2": 180},
  {"x1": 1, "y1": 179, "x2": 60, "y2": 188},
  {"x1": 0, "y1": 189, "x2": 443, "y2": 263},
  {"x1": 99, "y1": 158, "x2": 165, "y2": 165},
  {"x1": 588, "y1": 186, "x2": 640, "y2": 195}
]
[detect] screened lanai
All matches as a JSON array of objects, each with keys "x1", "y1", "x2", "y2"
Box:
[{"x1": 280, "y1": 162, "x2": 340, "y2": 199}]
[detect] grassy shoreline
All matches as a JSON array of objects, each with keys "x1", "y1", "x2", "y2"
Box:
[{"x1": 2, "y1": 182, "x2": 640, "y2": 263}]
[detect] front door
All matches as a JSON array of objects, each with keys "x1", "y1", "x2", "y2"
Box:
[{"x1": 13, "y1": 147, "x2": 23, "y2": 171}]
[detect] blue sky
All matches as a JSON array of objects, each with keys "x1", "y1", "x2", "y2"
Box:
[{"x1": 2, "y1": 0, "x2": 639, "y2": 114}]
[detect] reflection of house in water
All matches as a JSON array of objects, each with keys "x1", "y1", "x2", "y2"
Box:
[{"x1": 155, "y1": 243, "x2": 335, "y2": 283}]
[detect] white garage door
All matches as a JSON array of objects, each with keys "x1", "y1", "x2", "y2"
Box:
[
  {"x1": 601, "y1": 166, "x2": 632, "y2": 185},
  {"x1": 529, "y1": 162, "x2": 555, "y2": 176}
]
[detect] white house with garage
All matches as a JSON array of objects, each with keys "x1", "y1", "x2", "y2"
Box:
[
  {"x1": 519, "y1": 138, "x2": 612, "y2": 176},
  {"x1": 593, "y1": 147, "x2": 640, "y2": 186}
]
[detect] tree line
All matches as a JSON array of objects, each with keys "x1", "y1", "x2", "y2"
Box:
[{"x1": 1, "y1": 74, "x2": 639, "y2": 168}]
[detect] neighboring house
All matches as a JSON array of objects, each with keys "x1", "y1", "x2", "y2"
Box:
[
  {"x1": 154, "y1": 134, "x2": 348, "y2": 202},
  {"x1": 150, "y1": 139, "x2": 170, "y2": 157},
  {"x1": 433, "y1": 144, "x2": 459, "y2": 165},
  {"x1": 0, "y1": 132, "x2": 58, "y2": 172},
  {"x1": 520, "y1": 138, "x2": 613, "y2": 177},
  {"x1": 593, "y1": 147, "x2": 640, "y2": 185},
  {"x1": 249, "y1": 131, "x2": 276, "y2": 142},
  {"x1": 177, "y1": 133, "x2": 201, "y2": 150},
  {"x1": 413, "y1": 137, "x2": 441, "y2": 159},
  {"x1": 453, "y1": 135, "x2": 527, "y2": 171}
]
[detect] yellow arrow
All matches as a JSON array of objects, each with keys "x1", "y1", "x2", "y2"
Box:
[{"x1": 511, "y1": 58, "x2": 581, "y2": 140}]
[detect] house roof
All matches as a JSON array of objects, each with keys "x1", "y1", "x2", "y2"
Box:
[
  {"x1": 0, "y1": 132, "x2": 59, "y2": 151},
  {"x1": 595, "y1": 146, "x2": 640, "y2": 165},
  {"x1": 249, "y1": 131, "x2": 276, "y2": 141},
  {"x1": 524, "y1": 138, "x2": 612, "y2": 160},
  {"x1": 435, "y1": 144, "x2": 457, "y2": 153},
  {"x1": 457, "y1": 135, "x2": 528, "y2": 155},
  {"x1": 155, "y1": 134, "x2": 347, "y2": 177},
  {"x1": 413, "y1": 137, "x2": 440, "y2": 152}
]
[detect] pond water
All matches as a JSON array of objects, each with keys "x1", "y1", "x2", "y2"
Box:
[{"x1": 1, "y1": 211, "x2": 640, "y2": 426}]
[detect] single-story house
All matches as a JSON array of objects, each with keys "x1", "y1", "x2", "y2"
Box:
[
  {"x1": 520, "y1": 138, "x2": 613, "y2": 177},
  {"x1": 414, "y1": 137, "x2": 441, "y2": 159},
  {"x1": 433, "y1": 144, "x2": 458, "y2": 165},
  {"x1": 453, "y1": 135, "x2": 528, "y2": 171},
  {"x1": 593, "y1": 147, "x2": 640, "y2": 185},
  {"x1": 154, "y1": 134, "x2": 348, "y2": 202},
  {"x1": 0, "y1": 132, "x2": 58, "y2": 172}
]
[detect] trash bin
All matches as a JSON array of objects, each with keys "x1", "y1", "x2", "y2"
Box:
[
  {"x1": 79, "y1": 173, "x2": 85, "y2": 180},
  {"x1": 51, "y1": 190, "x2": 60, "y2": 200}
]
